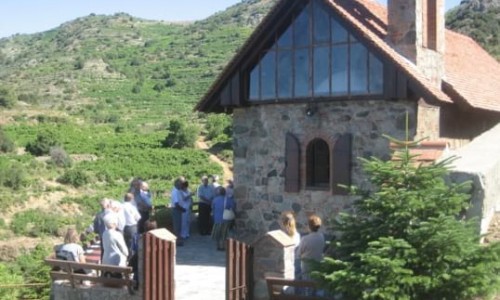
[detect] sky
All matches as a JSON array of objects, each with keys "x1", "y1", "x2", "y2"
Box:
[{"x1": 0, "y1": 0, "x2": 463, "y2": 39}]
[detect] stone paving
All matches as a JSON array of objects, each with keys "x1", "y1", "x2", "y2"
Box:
[{"x1": 175, "y1": 231, "x2": 226, "y2": 300}]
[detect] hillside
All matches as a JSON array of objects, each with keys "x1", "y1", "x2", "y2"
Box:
[
  {"x1": 0, "y1": 2, "x2": 278, "y2": 298},
  {"x1": 446, "y1": 0, "x2": 500, "y2": 59},
  {"x1": 0, "y1": 0, "x2": 498, "y2": 298},
  {"x1": 0, "y1": 1, "x2": 276, "y2": 126}
]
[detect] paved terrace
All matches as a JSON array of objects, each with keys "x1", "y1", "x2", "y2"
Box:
[{"x1": 175, "y1": 234, "x2": 226, "y2": 300}]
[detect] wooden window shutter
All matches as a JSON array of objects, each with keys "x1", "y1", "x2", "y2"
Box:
[
  {"x1": 285, "y1": 133, "x2": 300, "y2": 193},
  {"x1": 332, "y1": 133, "x2": 352, "y2": 195}
]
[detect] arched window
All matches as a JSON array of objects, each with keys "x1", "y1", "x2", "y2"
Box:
[{"x1": 306, "y1": 138, "x2": 330, "y2": 188}]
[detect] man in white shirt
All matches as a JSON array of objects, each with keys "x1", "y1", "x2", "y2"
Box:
[
  {"x1": 122, "y1": 192, "x2": 141, "y2": 256},
  {"x1": 171, "y1": 177, "x2": 186, "y2": 246}
]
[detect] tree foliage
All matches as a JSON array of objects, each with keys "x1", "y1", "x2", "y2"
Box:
[
  {"x1": 0, "y1": 263, "x2": 24, "y2": 299},
  {"x1": 0, "y1": 86, "x2": 16, "y2": 108},
  {"x1": 447, "y1": 6, "x2": 500, "y2": 60},
  {"x1": 25, "y1": 130, "x2": 60, "y2": 156},
  {"x1": 162, "y1": 119, "x2": 198, "y2": 149},
  {"x1": 312, "y1": 136, "x2": 500, "y2": 299},
  {"x1": 0, "y1": 127, "x2": 15, "y2": 153},
  {"x1": 205, "y1": 114, "x2": 232, "y2": 140}
]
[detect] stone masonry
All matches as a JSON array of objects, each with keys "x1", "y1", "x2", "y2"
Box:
[
  {"x1": 232, "y1": 100, "x2": 417, "y2": 241},
  {"x1": 252, "y1": 230, "x2": 295, "y2": 300}
]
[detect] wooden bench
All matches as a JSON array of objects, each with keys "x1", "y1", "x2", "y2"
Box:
[
  {"x1": 45, "y1": 258, "x2": 133, "y2": 292},
  {"x1": 266, "y1": 277, "x2": 327, "y2": 300}
]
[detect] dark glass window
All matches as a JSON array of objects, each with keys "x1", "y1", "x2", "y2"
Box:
[
  {"x1": 314, "y1": 46, "x2": 330, "y2": 96},
  {"x1": 332, "y1": 18, "x2": 348, "y2": 43},
  {"x1": 306, "y1": 139, "x2": 330, "y2": 188},
  {"x1": 261, "y1": 51, "x2": 276, "y2": 99},
  {"x1": 370, "y1": 53, "x2": 384, "y2": 94},
  {"x1": 294, "y1": 9, "x2": 310, "y2": 47},
  {"x1": 278, "y1": 50, "x2": 293, "y2": 98},
  {"x1": 332, "y1": 45, "x2": 348, "y2": 95},
  {"x1": 248, "y1": 0, "x2": 384, "y2": 101},
  {"x1": 313, "y1": 2, "x2": 330, "y2": 43},
  {"x1": 278, "y1": 27, "x2": 293, "y2": 48},
  {"x1": 294, "y1": 49, "x2": 310, "y2": 97},
  {"x1": 350, "y1": 42, "x2": 368, "y2": 94},
  {"x1": 249, "y1": 65, "x2": 260, "y2": 100}
]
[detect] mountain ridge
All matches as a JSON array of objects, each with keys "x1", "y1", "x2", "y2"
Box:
[{"x1": 0, "y1": 0, "x2": 498, "y2": 124}]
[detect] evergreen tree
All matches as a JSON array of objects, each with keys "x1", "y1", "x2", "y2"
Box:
[{"x1": 312, "y1": 135, "x2": 500, "y2": 299}]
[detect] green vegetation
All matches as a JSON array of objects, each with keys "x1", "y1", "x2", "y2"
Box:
[
  {"x1": 0, "y1": 127, "x2": 15, "y2": 153},
  {"x1": 0, "y1": 0, "x2": 495, "y2": 299},
  {"x1": 162, "y1": 119, "x2": 199, "y2": 149},
  {"x1": 0, "y1": 87, "x2": 16, "y2": 108},
  {"x1": 312, "y1": 135, "x2": 500, "y2": 299},
  {"x1": 447, "y1": 4, "x2": 500, "y2": 60}
]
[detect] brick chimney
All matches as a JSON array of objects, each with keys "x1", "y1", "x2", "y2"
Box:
[{"x1": 387, "y1": 0, "x2": 445, "y2": 86}]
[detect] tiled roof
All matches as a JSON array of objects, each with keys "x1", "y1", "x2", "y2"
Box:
[
  {"x1": 195, "y1": 0, "x2": 500, "y2": 113},
  {"x1": 444, "y1": 31, "x2": 500, "y2": 112},
  {"x1": 325, "y1": 0, "x2": 452, "y2": 103},
  {"x1": 391, "y1": 140, "x2": 449, "y2": 163},
  {"x1": 331, "y1": 0, "x2": 500, "y2": 111}
]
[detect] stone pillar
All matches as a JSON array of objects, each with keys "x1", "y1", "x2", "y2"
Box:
[
  {"x1": 387, "y1": 0, "x2": 421, "y2": 63},
  {"x1": 387, "y1": 0, "x2": 445, "y2": 87},
  {"x1": 252, "y1": 230, "x2": 295, "y2": 300}
]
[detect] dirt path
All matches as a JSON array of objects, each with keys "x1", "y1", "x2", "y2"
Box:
[{"x1": 195, "y1": 138, "x2": 233, "y2": 181}]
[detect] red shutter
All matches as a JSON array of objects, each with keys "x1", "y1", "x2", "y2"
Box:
[
  {"x1": 285, "y1": 133, "x2": 300, "y2": 193},
  {"x1": 332, "y1": 133, "x2": 352, "y2": 195}
]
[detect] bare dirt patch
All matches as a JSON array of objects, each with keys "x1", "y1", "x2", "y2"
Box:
[{"x1": 195, "y1": 138, "x2": 233, "y2": 181}]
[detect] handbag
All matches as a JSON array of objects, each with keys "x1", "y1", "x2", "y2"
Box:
[{"x1": 222, "y1": 196, "x2": 235, "y2": 221}]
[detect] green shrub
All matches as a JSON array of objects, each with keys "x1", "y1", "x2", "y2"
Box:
[
  {"x1": 0, "y1": 127, "x2": 15, "y2": 153},
  {"x1": 11, "y1": 244, "x2": 51, "y2": 300},
  {"x1": 205, "y1": 114, "x2": 232, "y2": 140},
  {"x1": 131, "y1": 84, "x2": 141, "y2": 94},
  {"x1": 0, "y1": 163, "x2": 28, "y2": 190},
  {"x1": 312, "y1": 135, "x2": 500, "y2": 299},
  {"x1": 58, "y1": 169, "x2": 90, "y2": 187},
  {"x1": 0, "y1": 87, "x2": 16, "y2": 108},
  {"x1": 162, "y1": 119, "x2": 198, "y2": 149},
  {"x1": 10, "y1": 209, "x2": 72, "y2": 237},
  {"x1": 60, "y1": 195, "x2": 102, "y2": 216},
  {"x1": 25, "y1": 130, "x2": 60, "y2": 156},
  {"x1": 0, "y1": 263, "x2": 24, "y2": 299},
  {"x1": 49, "y1": 146, "x2": 72, "y2": 168}
]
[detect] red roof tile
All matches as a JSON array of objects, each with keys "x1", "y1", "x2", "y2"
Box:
[
  {"x1": 444, "y1": 31, "x2": 500, "y2": 112},
  {"x1": 391, "y1": 140, "x2": 449, "y2": 163},
  {"x1": 331, "y1": 0, "x2": 500, "y2": 112},
  {"x1": 325, "y1": 0, "x2": 452, "y2": 103}
]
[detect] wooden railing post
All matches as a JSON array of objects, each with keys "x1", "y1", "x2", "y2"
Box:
[{"x1": 143, "y1": 228, "x2": 176, "y2": 300}]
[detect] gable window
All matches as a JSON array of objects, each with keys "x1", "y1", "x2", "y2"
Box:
[
  {"x1": 306, "y1": 139, "x2": 330, "y2": 188},
  {"x1": 249, "y1": 0, "x2": 384, "y2": 102}
]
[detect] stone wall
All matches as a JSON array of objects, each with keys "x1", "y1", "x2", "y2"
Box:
[
  {"x1": 51, "y1": 281, "x2": 141, "y2": 300},
  {"x1": 252, "y1": 230, "x2": 295, "y2": 300},
  {"x1": 447, "y1": 123, "x2": 500, "y2": 236},
  {"x1": 232, "y1": 100, "x2": 417, "y2": 240},
  {"x1": 415, "y1": 100, "x2": 440, "y2": 141}
]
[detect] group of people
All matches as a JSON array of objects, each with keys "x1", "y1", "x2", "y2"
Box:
[
  {"x1": 280, "y1": 212, "x2": 325, "y2": 281},
  {"x1": 55, "y1": 178, "x2": 156, "y2": 284},
  {"x1": 54, "y1": 174, "x2": 324, "y2": 291},
  {"x1": 171, "y1": 174, "x2": 236, "y2": 250}
]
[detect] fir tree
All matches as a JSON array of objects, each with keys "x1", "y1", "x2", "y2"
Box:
[{"x1": 312, "y1": 134, "x2": 500, "y2": 299}]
